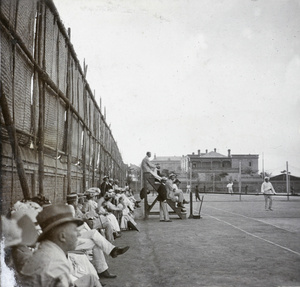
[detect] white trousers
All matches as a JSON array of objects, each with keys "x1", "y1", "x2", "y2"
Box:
[
  {"x1": 159, "y1": 201, "x2": 170, "y2": 221},
  {"x1": 106, "y1": 213, "x2": 121, "y2": 232},
  {"x1": 76, "y1": 229, "x2": 115, "y2": 273}
]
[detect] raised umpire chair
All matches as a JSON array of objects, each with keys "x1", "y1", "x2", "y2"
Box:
[{"x1": 142, "y1": 172, "x2": 187, "y2": 220}]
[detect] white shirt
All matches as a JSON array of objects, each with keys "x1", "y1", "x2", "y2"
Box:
[
  {"x1": 261, "y1": 181, "x2": 276, "y2": 194},
  {"x1": 141, "y1": 156, "x2": 156, "y2": 173}
]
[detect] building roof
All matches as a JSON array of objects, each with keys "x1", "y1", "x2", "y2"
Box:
[
  {"x1": 201, "y1": 151, "x2": 226, "y2": 158},
  {"x1": 129, "y1": 164, "x2": 140, "y2": 171},
  {"x1": 271, "y1": 174, "x2": 300, "y2": 181},
  {"x1": 232, "y1": 154, "x2": 259, "y2": 158},
  {"x1": 152, "y1": 156, "x2": 182, "y2": 161}
]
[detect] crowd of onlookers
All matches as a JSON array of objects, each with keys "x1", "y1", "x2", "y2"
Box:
[
  {"x1": 1, "y1": 150, "x2": 198, "y2": 287},
  {"x1": 1, "y1": 176, "x2": 140, "y2": 287}
]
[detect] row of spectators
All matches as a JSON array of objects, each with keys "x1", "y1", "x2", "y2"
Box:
[{"x1": 1, "y1": 176, "x2": 140, "y2": 286}]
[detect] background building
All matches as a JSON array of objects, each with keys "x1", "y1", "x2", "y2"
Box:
[
  {"x1": 152, "y1": 149, "x2": 261, "y2": 193},
  {"x1": 151, "y1": 154, "x2": 183, "y2": 175},
  {"x1": 185, "y1": 148, "x2": 260, "y2": 192},
  {"x1": 185, "y1": 148, "x2": 259, "y2": 180}
]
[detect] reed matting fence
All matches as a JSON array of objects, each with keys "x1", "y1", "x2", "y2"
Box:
[{"x1": 0, "y1": 0, "x2": 127, "y2": 214}]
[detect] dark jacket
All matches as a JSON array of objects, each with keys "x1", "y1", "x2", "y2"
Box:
[
  {"x1": 100, "y1": 181, "x2": 110, "y2": 197},
  {"x1": 157, "y1": 183, "x2": 168, "y2": 202}
]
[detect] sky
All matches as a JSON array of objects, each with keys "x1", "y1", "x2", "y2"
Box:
[{"x1": 54, "y1": 0, "x2": 300, "y2": 176}]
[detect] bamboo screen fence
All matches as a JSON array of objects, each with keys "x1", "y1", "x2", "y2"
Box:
[{"x1": 0, "y1": 0, "x2": 127, "y2": 214}]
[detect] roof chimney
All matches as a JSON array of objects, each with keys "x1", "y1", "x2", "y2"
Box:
[
  {"x1": 198, "y1": 149, "x2": 200, "y2": 155},
  {"x1": 214, "y1": 148, "x2": 216, "y2": 152},
  {"x1": 228, "y1": 149, "x2": 231, "y2": 157},
  {"x1": 192, "y1": 152, "x2": 195, "y2": 155}
]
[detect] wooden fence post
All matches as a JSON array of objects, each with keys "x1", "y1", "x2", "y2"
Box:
[{"x1": 0, "y1": 86, "x2": 31, "y2": 199}]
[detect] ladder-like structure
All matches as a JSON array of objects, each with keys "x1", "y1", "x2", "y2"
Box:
[{"x1": 143, "y1": 173, "x2": 187, "y2": 219}]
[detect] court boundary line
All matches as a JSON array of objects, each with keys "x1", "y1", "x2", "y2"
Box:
[
  {"x1": 202, "y1": 212, "x2": 300, "y2": 257},
  {"x1": 203, "y1": 205, "x2": 295, "y2": 233}
]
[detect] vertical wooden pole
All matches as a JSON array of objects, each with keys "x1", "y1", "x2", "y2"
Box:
[
  {"x1": 262, "y1": 152, "x2": 264, "y2": 177},
  {"x1": 37, "y1": 1, "x2": 45, "y2": 196},
  {"x1": 82, "y1": 129, "x2": 86, "y2": 191},
  {"x1": 0, "y1": 87, "x2": 31, "y2": 199},
  {"x1": 239, "y1": 161, "x2": 242, "y2": 201},
  {"x1": 66, "y1": 44, "x2": 72, "y2": 195},
  {"x1": 286, "y1": 161, "x2": 289, "y2": 201}
]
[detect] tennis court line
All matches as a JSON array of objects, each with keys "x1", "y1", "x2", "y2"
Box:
[
  {"x1": 203, "y1": 205, "x2": 294, "y2": 233},
  {"x1": 202, "y1": 212, "x2": 300, "y2": 257}
]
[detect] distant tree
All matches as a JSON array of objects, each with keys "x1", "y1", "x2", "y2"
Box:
[
  {"x1": 192, "y1": 171, "x2": 198, "y2": 179},
  {"x1": 219, "y1": 172, "x2": 228, "y2": 178},
  {"x1": 260, "y1": 171, "x2": 272, "y2": 178},
  {"x1": 242, "y1": 167, "x2": 254, "y2": 175}
]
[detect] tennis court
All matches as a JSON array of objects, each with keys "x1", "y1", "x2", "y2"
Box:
[{"x1": 103, "y1": 194, "x2": 300, "y2": 287}]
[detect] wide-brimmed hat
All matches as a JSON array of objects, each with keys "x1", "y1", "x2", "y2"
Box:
[
  {"x1": 2, "y1": 213, "x2": 38, "y2": 248},
  {"x1": 85, "y1": 187, "x2": 100, "y2": 196},
  {"x1": 36, "y1": 204, "x2": 83, "y2": 242},
  {"x1": 103, "y1": 175, "x2": 109, "y2": 180},
  {"x1": 168, "y1": 173, "x2": 176, "y2": 178}
]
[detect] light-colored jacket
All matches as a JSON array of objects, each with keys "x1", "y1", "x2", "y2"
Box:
[
  {"x1": 21, "y1": 240, "x2": 75, "y2": 286},
  {"x1": 261, "y1": 182, "x2": 276, "y2": 194},
  {"x1": 165, "y1": 179, "x2": 176, "y2": 200},
  {"x1": 141, "y1": 156, "x2": 156, "y2": 173}
]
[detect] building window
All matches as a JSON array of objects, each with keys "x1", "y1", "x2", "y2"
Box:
[
  {"x1": 193, "y1": 164, "x2": 196, "y2": 168},
  {"x1": 249, "y1": 162, "x2": 252, "y2": 167}
]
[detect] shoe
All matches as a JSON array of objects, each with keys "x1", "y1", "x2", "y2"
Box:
[
  {"x1": 110, "y1": 246, "x2": 130, "y2": 258},
  {"x1": 164, "y1": 220, "x2": 172, "y2": 222},
  {"x1": 98, "y1": 270, "x2": 117, "y2": 279},
  {"x1": 159, "y1": 220, "x2": 165, "y2": 222},
  {"x1": 183, "y1": 200, "x2": 189, "y2": 204},
  {"x1": 127, "y1": 221, "x2": 139, "y2": 232},
  {"x1": 113, "y1": 232, "x2": 122, "y2": 239},
  {"x1": 181, "y1": 208, "x2": 186, "y2": 212}
]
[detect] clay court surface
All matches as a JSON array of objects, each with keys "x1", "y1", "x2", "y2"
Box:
[{"x1": 103, "y1": 194, "x2": 300, "y2": 287}]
